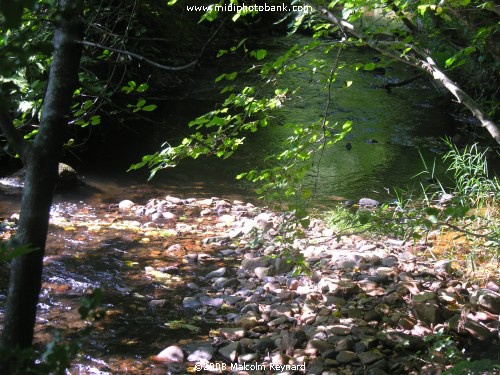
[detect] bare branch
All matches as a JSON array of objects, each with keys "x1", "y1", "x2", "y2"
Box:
[
  {"x1": 79, "y1": 40, "x2": 198, "y2": 71},
  {"x1": 79, "y1": 18, "x2": 227, "y2": 72}
]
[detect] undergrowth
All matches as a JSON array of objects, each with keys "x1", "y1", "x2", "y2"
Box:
[{"x1": 325, "y1": 140, "x2": 500, "y2": 281}]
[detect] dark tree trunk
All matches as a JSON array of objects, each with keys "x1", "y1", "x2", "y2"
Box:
[{"x1": 0, "y1": 0, "x2": 83, "y2": 362}]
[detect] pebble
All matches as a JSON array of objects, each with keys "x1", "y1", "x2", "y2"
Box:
[
  {"x1": 156, "y1": 345, "x2": 184, "y2": 361},
  {"x1": 63, "y1": 195, "x2": 500, "y2": 373}
]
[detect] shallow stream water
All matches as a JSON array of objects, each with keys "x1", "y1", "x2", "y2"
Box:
[{"x1": 0, "y1": 34, "x2": 484, "y2": 374}]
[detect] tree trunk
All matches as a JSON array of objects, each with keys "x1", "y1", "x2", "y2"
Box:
[{"x1": 0, "y1": 0, "x2": 83, "y2": 363}]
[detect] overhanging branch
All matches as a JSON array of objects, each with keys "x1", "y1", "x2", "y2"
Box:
[
  {"x1": 304, "y1": 1, "x2": 500, "y2": 145},
  {"x1": 79, "y1": 17, "x2": 227, "y2": 72},
  {"x1": 79, "y1": 40, "x2": 198, "y2": 71}
]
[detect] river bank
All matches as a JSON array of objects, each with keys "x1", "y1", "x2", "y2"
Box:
[{"x1": 0, "y1": 195, "x2": 499, "y2": 374}]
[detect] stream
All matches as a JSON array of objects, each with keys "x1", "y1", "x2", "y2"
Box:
[{"x1": 0, "y1": 35, "x2": 489, "y2": 374}]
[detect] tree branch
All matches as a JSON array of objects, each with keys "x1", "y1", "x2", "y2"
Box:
[
  {"x1": 79, "y1": 17, "x2": 227, "y2": 72},
  {"x1": 79, "y1": 40, "x2": 199, "y2": 71},
  {"x1": 303, "y1": 1, "x2": 500, "y2": 145}
]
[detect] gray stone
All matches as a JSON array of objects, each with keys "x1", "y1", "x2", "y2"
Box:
[
  {"x1": 218, "y1": 342, "x2": 239, "y2": 361},
  {"x1": 187, "y1": 345, "x2": 214, "y2": 361},
  {"x1": 336, "y1": 351, "x2": 358, "y2": 364},
  {"x1": 254, "y1": 266, "x2": 272, "y2": 279},
  {"x1": 182, "y1": 297, "x2": 201, "y2": 309},
  {"x1": 213, "y1": 277, "x2": 238, "y2": 289},
  {"x1": 199, "y1": 296, "x2": 224, "y2": 308},
  {"x1": 412, "y1": 302, "x2": 439, "y2": 324},
  {"x1": 470, "y1": 289, "x2": 500, "y2": 314},
  {"x1": 358, "y1": 351, "x2": 385, "y2": 365},
  {"x1": 375, "y1": 267, "x2": 397, "y2": 278},
  {"x1": 434, "y1": 259, "x2": 453, "y2": 273},
  {"x1": 220, "y1": 327, "x2": 246, "y2": 340},
  {"x1": 274, "y1": 256, "x2": 295, "y2": 274},
  {"x1": 359, "y1": 198, "x2": 380, "y2": 207},
  {"x1": 166, "y1": 362, "x2": 186, "y2": 374},
  {"x1": 412, "y1": 291, "x2": 437, "y2": 303},
  {"x1": 307, "y1": 339, "x2": 335, "y2": 353},
  {"x1": 381, "y1": 256, "x2": 398, "y2": 267},
  {"x1": 205, "y1": 267, "x2": 227, "y2": 279},
  {"x1": 202, "y1": 236, "x2": 230, "y2": 244},
  {"x1": 329, "y1": 324, "x2": 352, "y2": 335},
  {"x1": 335, "y1": 337, "x2": 354, "y2": 351},
  {"x1": 118, "y1": 199, "x2": 135, "y2": 212},
  {"x1": 241, "y1": 256, "x2": 270, "y2": 270},
  {"x1": 156, "y1": 345, "x2": 184, "y2": 361}
]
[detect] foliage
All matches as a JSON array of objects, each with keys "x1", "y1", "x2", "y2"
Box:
[
  {"x1": 443, "y1": 139, "x2": 500, "y2": 207},
  {"x1": 443, "y1": 359, "x2": 500, "y2": 374},
  {"x1": 0, "y1": 242, "x2": 35, "y2": 263},
  {"x1": 420, "y1": 327, "x2": 464, "y2": 366},
  {"x1": 325, "y1": 140, "x2": 499, "y2": 277},
  {"x1": 0, "y1": 288, "x2": 105, "y2": 375}
]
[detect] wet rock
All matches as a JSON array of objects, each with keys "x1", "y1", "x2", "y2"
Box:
[
  {"x1": 202, "y1": 236, "x2": 230, "y2": 244},
  {"x1": 307, "y1": 339, "x2": 335, "y2": 354},
  {"x1": 213, "y1": 277, "x2": 238, "y2": 289},
  {"x1": 166, "y1": 362, "x2": 186, "y2": 374},
  {"x1": 336, "y1": 350, "x2": 358, "y2": 364},
  {"x1": 118, "y1": 200, "x2": 135, "y2": 212},
  {"x1": 238, "y1": 352, "x2": 259, "y2": 362},
  {"x1": 156, "y1": 345, "x2": 184, "y2": 362},
  {"x1": 186, "y1": 344, "x2": 214, "y2": 362},
  {"x1": 358, "y1": 351, "x2": 385, "y2": 365},
  {"x1": 235, "y1": 314, "x2": 259, "y2": 330},
  {"x1": 205, "y1": 267, "x2": 227, "y2": 279},
  {"x1": 182, "y1": 296, "x2": 201, "y2": 309},
  {"x1": 218, "y1": 341, "x2": 239, "y2": 361},
  {"x1": 270, "y1": 304, "x2": 294, "y2": 318},
  {"x1": 329, "y1": 324, "x2": 352, "y2": 335},
  {"x1": 378, "y1": 331, "x2": 425, "y2": 350},
  {"x1": 220, "y1": 327, "x2": 246, "y2": 340},
  {"x1": 470, "y1": 289, "x2": 500, "y2": 314},
  {"x1": 199, "y1": 296, "x2": 224, "y2": 308},
  {"x1": 148, "y1": 299, "x2": 167, "y2": 309}
]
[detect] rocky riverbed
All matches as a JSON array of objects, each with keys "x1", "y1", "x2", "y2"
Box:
[{"x1": 0, "y1": 195, "x2": 499, "y2": 374}]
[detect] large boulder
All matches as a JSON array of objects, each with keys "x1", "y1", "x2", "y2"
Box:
[{"x1": 0, "y1": 162, "x2": 81, "y2": 192}]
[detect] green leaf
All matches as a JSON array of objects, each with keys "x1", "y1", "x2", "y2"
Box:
[
  {"x1": 90, "y1": 115, "x2": 101, "y2": 125},
  {"x1": 363, "y1": 62, "x2": 376, "y2": 71},
  {"x1": 142, "y1": 104, "x2": 157, "y2": 112},
  {"x1": 253, "y1": 49, "x2": 267, "y2": 60},
  {"x1": 136, "y1": 83, "x2": 149, "y2": 93}
]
